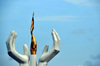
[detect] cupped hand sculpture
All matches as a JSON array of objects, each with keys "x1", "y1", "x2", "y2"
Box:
[
  {"x1": 38, "y1": 29, "x2": 60, "y2": 66},
  {"x1": 6, "y1": 29, "x2": 60, "y2": 66},
  {"x1": 6, "y1": 31, "x2": 29, "y2": 66}
]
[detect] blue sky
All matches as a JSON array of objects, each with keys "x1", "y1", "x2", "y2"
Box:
[{"x1": 0, "y1": 0, "x2": 100, "y2": 66}]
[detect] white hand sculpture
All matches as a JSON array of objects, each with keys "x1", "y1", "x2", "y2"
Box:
[
  {"x1": 6, "y1": 31, "x2": 29, "y2": 66},
  {"x1": 38, "y1": 29, "x2": 60, "y2": 66},
  {"x1": 6, "y1": 29, "x2": 60, "y2": 66}
]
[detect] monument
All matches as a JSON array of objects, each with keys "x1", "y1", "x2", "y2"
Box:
[{"x1": 6, "y1": 12, "x2": 60, "y2": 66}]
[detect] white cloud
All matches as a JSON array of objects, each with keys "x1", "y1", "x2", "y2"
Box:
[
  {"x1": 35, "y1": 16, "x2": 81, "y2": 22},
  {"x1": 64, "y1": 0, "x2": 100, "y2": 6}
]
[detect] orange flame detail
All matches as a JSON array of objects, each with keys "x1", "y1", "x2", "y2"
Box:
[{"x1": 30, "y1": 12, "x2": 37, "y2": 55}]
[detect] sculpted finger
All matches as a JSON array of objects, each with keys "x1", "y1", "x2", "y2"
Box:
[
  {"x1": 24, "y1": 44, "x2": 29, "y2": 57},
  {"x1": 52, "y1": 29, "x2": 60, "y2": 51},
  {"x1": 52, "y1": 29, "x2": 57, "y2": 43},
  {"x1": 42, "y1": 45, "x2": 49, "y2": 54},
  {"x1": 12, "y1": 31, "x2": 17, "y2": 49},
  {"x1": 6, "y1": 31, "x2": 13, "y2": 44},
  {"x1": 6, "y1": 31, "x2": 14, "y2": 51},
  {"x1": 53, "y1": 29, "x2": 60, "y2": 41}
]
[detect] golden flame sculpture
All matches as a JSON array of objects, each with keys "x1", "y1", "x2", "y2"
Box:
[{"x1": 30, "y1": 12, "x2": 37, "y2": 55}]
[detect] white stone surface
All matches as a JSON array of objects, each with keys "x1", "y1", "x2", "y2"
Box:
[
  {"x1": 6, "y1": 29, "x2": 60, "y2": 66},
  {"x1": 6, "y1": 31, "x2": 29, "y2": 66}
]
